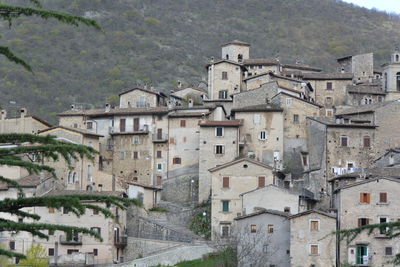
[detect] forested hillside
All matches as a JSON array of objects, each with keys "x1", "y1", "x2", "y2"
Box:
[{"x1": 1, "y1": 0, "x2": 400, "y2": 122}]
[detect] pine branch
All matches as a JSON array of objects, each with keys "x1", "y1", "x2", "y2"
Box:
[
  {"x1": 82, "y1": 203, "x2": 115, "y2": 219},
  {"x1": 0, "y1": 248, "x2": 26, "y2": 259},
  {"x1": 9, "y1": 210, "x2": 40, "y2": 220},
  {"x1": 0, "y1": 46, "x2": 31, "y2": 71},
  {"x1": 0, "y1": 134, "x2": 59, "y2": 145},
  {"x1": 0, "y1": 4, "x2": 101, "y2": 30}
]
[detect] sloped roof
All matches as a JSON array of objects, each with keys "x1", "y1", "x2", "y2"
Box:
[
  {"x1": 307, "y1": 117, "x2": 377, "y2": 128},
  {"x1": 118, "y1": 87, "x2": 165, "y2": 97},
  {"x1": 335, "y1": 101, "x2": 396, "y2": 116},
  {"x1": 58, "y1": 107, "x2": 169, "y2": 117},
  {"x1": 243, "y1": 58, "x2": 279, "y2": 66},
  {"x1": 288, "y1": 209, "x2": 336, "y2": 219},
  {"x1": 272, "y1": 92, "x2": 323, "y2": 108},
  {"x1": 281, "y1": 63, "x2": 322, "y2": 72},
  {"x1": 198, "y1": 119, "x2": 243, "y2": 127},
  {"x1": 235, "y1": 209, "x2": 290, "y2": 221},
  {"x1": 128, "y1": 182, "x2": 162, "y2": 191},
  {"x1": 302, "y1": 73, "x2": 353, "y2": 80},
  {"x1": 0, "y1": 173, "x2": 53, "y2": 190},
  {"x1": 335, "y1": 177, "x2": 400, "y2": 192},
  {"x1": 221, "y1": 40, "x2": 251, "y2": 47},
  {"x1": 39, "y1": 126, "x2": 103, "y2": 138},
  {"x1": 347, "y1": 84, "x2": 385, "y2": 95},
  {"x1": 206, "y1": 59, "x2": 244, "y2": 68},
  {"x1": 231, "y1": 103, "x2": 283, "y2": 113},
  {"x1": 208, "y1": 157, "x2": 273, "y2": 172},
  {"x1": 44, "y1": 189, "x2": 125, "y2": 197}
]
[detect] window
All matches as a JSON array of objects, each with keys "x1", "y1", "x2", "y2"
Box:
[
  {"x1": 130, "y1": 151, "x2": 138, "y2": 160},
  {"x1": 325, "y1": 97, "x2": 333, "y2": 105},
  {"x1": 157, "y1": 163, "x2": 163, "y2": 170},
  {"x1": 67, "y1": 249, "x2": 79, "y2": 255},
  {"x1": 73, "y1": 123, "x2": 78, "y2": 128},
  {"x1": 9, "y1": 241, "x2": 15, "y2": 250},
  {"x1": 310, "y1": 244, "x2": 319, "y2": 255},
  {"x1": 302, "y1": 155, "x2": 308, "y2": 166},
  {"x1": 293, "y1": 114, "x2": 299, "y2": 124},
  {"x1": 356, "y1": 246, "x2": 368, "y2": 265},
  {"x1": 263, "y1": 245, "x2": 268, "y2": 253},
  {"x1": 250, "y1": 225, "x2": 257, "y2": 233},
  {"x1": 222, "y1": 201, "x2": 229, "y2": 212},
  {"x1": 258, "y1": 176, "x2": 265, "y2": 187},
  {"x1": 327, "y1": 82, "x2": 333, "y2": 90},
  {"x1": 385, "y1": 247, "x2": 393, "y2": 256},
  {"x1": 180, "y1": 120, "x2": 186, "y2": 127},
  {"x1": 222, "y1": 177, "x2": 229, "y2": 188},
  {"x1": 397, "y1": 72, "x2": 400, "y2": 91},
  {"x1": 93, "y1": 209, "x2": 99, "y2": 215},
  {"x1": 157, "y1": 150, "x2": 162, "y2": 158},
  {"x1": 285, "y1": 98, "x2": 292, "y2": 106},
  {"x1": 360, "y1": 193, "x2": 370, "y2": 204},
  {"x1": 259, "y1": 131, "x2": 267, "y2": 140},
  {"x1": 267, "y1": 224, "x2": 274, "y2": 233},
  {"x1": 310, "y1": 220, "x2": 319, "y2": 231},
  {"x1": 132, "y1": 136, "x2": 140, "y2": 144},
  {"x1": 216, "y1": 127, "x2": 224, "y2": 137},
  {"x1": 169, "y1": 137, "x2": 175, "y2": 144},
  {"x1": 91, "y1": 227, "x2": 101, "y2": 235},
  {"x1": 253, "y1": 114, "x2": 261, "y2": 124},
  {"x1": 157, "y1": 176, "x2": 162, "y2": 185},
  {"x1": 215, "y1": 145, "x2": 225, "y2": 154},
  {"x1": 86, "y1": 121, "x2": 93, "y2": 130},
  {"x1": 363, "y1": 136, "x2": 371, "y2": 148},
  {"x1": 93, "y1": 249, "x2": 98, "y2": 256},
  {"x1": 222, "y1": 71, "x2": 228, "y2": 80},
  {"x1": 221, "y1": 225, "x2": 230, "y2": 237},
  {"x1": 48, "y1": 229, "x2": 55, "y2": 235},
  {"x1": 340, "y1": 136, "x2": 348, "y2": 147},
  {"x1": 360, "y1": 193, "x2": 371, "y2": 204},
  {"x1": 358, "y1": 218, "x2": 369, "y2": 226},
  {"x1": 385, "y1": 73, "x2": 388, "y2": 90},
  {"x1": 87, "y1": 165, "x2": 92, "y2": 182},
  {"x1": 137, "y1": 96, "x2": 146, "y2": 107},
  {"x1": 380, "y1": 192, "x2": 388, "y2": 203},
  {"x1": 238, "y1": 54, "x2": 243, "y2": 62},
  {"x1": 326, "y1": 109, "x2": 334, "y2": 117},
  {"x1": 48, "y1": 248, "x2": 55, "y2": 256},
  {"x1": 119, "y1": 118, "x2": 126, "y2": 132},
  {"x1": 63, "y1": 207, "x2": 69, "y2": 214},
  {"x1": 49, "y1": 207, "x2": 55, "y2": 213},
  {"x1": 173, "y1": 157, "x2": 181, "y2": 164},
  {"x1": 380, "y1": 217, "x2": 389, "y2": 234},
  {"x1": 120, "y1": 151, "x2": 125, "y2": 160},
  {"x1": 219, "y1": 90, "x2": 228, "y2": 99}
]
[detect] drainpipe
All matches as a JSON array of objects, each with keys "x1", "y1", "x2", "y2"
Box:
[{"x1": 336, "y1": 192, "x2": 341, "y2": 266}]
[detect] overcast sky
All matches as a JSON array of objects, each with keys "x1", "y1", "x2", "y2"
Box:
[{"x1": 342, "y1": 0, "x2": 400, "y2": 14}]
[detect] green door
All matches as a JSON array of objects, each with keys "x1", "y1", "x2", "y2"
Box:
[{"x1": 356, "y1": 246, "x2": 368, "y2": 264}]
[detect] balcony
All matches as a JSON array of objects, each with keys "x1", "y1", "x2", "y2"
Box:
[
  {"x1": 60, "y1": 235, "x2": 82, "y2": 245},
  {"x1": 114, "y1": 235, "x2": 127, "y2": 248},
  {"x1": 152, "y1": 133, "x2": 168, "y2": 143}
]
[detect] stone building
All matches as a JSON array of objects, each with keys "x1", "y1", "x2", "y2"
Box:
[
  {"x1": 337, "y1": 53, "x2": 374, "y2": 84},
  {"x1": 345, "y1": 83, "x2": 386, "y2": 106},
  {"x1": 306, "y1": 117, "x2": 376, "y2": 207},
  {"x1": 119, "y1": 87, "x2": 167, "y2": 108},
  {"x1": 240, "y1": 184, "x2": 314, "y2": 215},
  {"x1": 0, "y1": 108, "x2": 51, "y2": 134},
  {"x1": 334, "y1": 177, "x2": 400, "y2": 266},
  {"x1": 231, "y1": 103, "x2": 284, "y2": 165},
  {"x1": 235, "y1": 209, "x2": 290, "y2": 267},
  {"x1": 208, "y1": 158, "x2": 274, "y2": 240},
  {"x1": 38, "y1": 126, "x2": 114, "y2": 191},
  {"x1": 289, "y1": 210, "x2": 336, "y2": 267},
  {"x1": 335, "y1": 100, "x2": 400, "y2": 157},
  {"x1": 198, "y1": 119, "x2": 242, "y2": 203},
  {"x1": 382, "y1": 49, "x2": 400, "y2": 100},
  {"x1": 39, "y1": 190, "x2": 128, "y2": 265}
]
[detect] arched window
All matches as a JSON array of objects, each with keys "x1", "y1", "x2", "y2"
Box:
[
  {"x1": 385, "y1": 73, "x2": 388, "y2": 90},
  {"x1": 86, "y1": 185, "x2": 92, "y2": 191},
  {"x1": 68, "y1": 171, "x2": 73, "y2": 184},
  {"x1": 72, "y1": 172, "x2": 77, "y2": 184},
  {"x1": 226, "y1": 54, "x2": 229, "y2": 60},
  {"x1": 396, "y1": 54, "x2": 399, "y2": 62},
  {"x1": 238, "y1": 54, "x2": 243, "y2": 62},
  {"x1": 397, "y1": 72, "x2": 400, "y2": 91}
]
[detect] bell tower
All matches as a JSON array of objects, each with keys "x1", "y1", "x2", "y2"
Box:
[
  {"x1": 382, "y1": 47, "x2": 400, "y2": 100},
  {"x1": 221, "y1": 40, "x2": 250, "y2": 63}
]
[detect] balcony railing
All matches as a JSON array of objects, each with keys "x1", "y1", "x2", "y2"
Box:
[
  {"x1": 114, "y1": 235, "x2": 127, "y2": 248},
  {"x1": 152, "y1": 133, "x2": 168, "y2": 142},
  {"x1": 60, "y1": 235, "x2": 82, "y2": 245}
]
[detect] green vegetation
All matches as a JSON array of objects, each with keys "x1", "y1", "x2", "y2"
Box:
[
  {"x1": 156, "y1": 249, "x2": 237, "y2": 267},
  {"x1": 15, "y1": 243, "x2": 48, "y2": 267},
  {"x1": 0, "y1": 0, "x2": 400, "y2": 123},
  {"x1": 148, "y1": 206, "x2": 169, "y2": 212},
  {"x1": 190, "y1": 202, "x2": 211, "y2": 240}
]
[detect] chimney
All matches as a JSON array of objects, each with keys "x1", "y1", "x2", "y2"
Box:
[
  {"x1": 1, "y1": 110, "x2": 6, "y2": 120},
  {"x1": 20, "y1": 108, "x2": 27, "y2": 119},
  {"x1": 188, "y1": 99, "x2": 194, "y2": 108},
  {"x1": 177, "y1": 81, "x2": 182, "y2": 88},
  {"x1": 105, "y1": 103, "x2": 111, "y2": 112},
  {"x1": 211, "y1": 56, "x2": 214, "y2": 62}
]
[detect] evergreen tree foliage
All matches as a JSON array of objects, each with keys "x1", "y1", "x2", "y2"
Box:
[
  {"x1": 0, "y1": 0, "x2": 100, "y2": 71},
  {"x1": 0, "y1": 134, "x2": 141, "y2": 259}
]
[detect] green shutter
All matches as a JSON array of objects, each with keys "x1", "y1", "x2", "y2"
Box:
[
  {"x1": 222, "y1": 201, "x2": 229, "y2": 212},
  {"x1": 356, "y1": 246, "x2": 361, "y2": 265}
]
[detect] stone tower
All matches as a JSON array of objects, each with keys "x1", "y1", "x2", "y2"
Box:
[
  {"x1": 382, "y1": 48, "x2": 400, "y2": 100},
  {"x1": 221, "y1": 40, "x2": 250, "y2": 63}
]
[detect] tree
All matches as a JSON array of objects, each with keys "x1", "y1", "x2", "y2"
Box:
[
  {"x1": 17, "y1": 243, "x2": 47, "y2": 267},
  {"x1": 0, "y1": 134, "x2": 141, "y2": 259},
  {"x1": 0, "y1": 0, "x2": 101, "y2": 71}
]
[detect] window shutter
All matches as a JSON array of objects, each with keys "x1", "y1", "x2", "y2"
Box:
[
  {"x1": 366, "y1": 193, "x2": 370, "y2": 204},
  {"x1": 360, "y1": 193, "x2": 363, "y2": 203},
  {"x1": 223, "y1": 177, "x2": 229, "y2": 188},
  {"x1": 380, "y1": 192, "x2": 387, "y2": 203},
  {"x1": 358, "y1": 218, "x2": 361, "y2": 227},
  {"x1": 258, "y1": 176, "x2": 265, "y2": 187}
]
